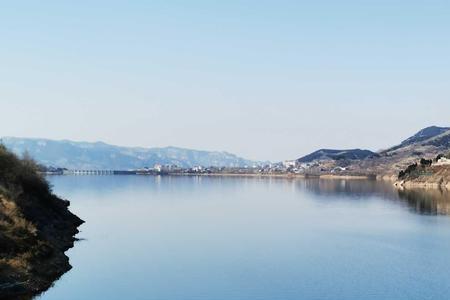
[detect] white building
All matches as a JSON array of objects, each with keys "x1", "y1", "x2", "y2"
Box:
[
  {"x1": 435, "y1": 157, "x2": 450, "y2": 166},
  {"x1": 283, "y1": 160, "x2": 297, "y2": 168},
  {"x1": 192, "y1": 166, "x2": 203, "y2": 172}
]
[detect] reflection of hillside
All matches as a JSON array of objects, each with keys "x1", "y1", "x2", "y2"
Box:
[
  {"x1": 299, "y1": 178, "x2": 450, "y2": 216},
  {"x1": 397, "y1": 188, "x2": 450, "y2": 215},
  {"x1": 299, "y1": 179, "x2": 398, "y2": 199}
]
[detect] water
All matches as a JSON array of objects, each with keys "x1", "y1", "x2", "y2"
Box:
[{"x1": 38, "y1": 175, "x2": 450, "y2": 300}]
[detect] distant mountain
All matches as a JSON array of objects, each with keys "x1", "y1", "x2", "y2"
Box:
[
  {"x1": 381, "y1": 126, "x2": 450, "y2": 155},
  {"x1": 399, "y1": 126, "x2": 450, "y2": 147},
  {"x1": 297, "y1": 149, "x2": 377, "y2": 163},
  {"x1": 383, "y1": 126, "x2": 450, "y2": 153},
  {"x1": 1, "y1": 137, "x2": 262, "y2": 170}
]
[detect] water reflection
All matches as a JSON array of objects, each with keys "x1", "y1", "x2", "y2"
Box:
[
  {"x1": 299, "y1": 178, "x2": 394, "y2": 198},
  {"x1": 397, "y1": 188, "x2": 450, "y2": 215},
  {"x1": 49, "y1": 175, "x2": 450, "y2": 218},
  {"x1": 298, "y1": 178, "x2": 450, "y2": 216}
]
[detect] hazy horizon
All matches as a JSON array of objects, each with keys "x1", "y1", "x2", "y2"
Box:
[{"x1": 1, "y1": 1, "x2": 449, "y2": 161}]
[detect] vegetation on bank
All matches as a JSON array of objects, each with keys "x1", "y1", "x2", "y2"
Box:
[
  {"x1": 0, "y1": 145, "x2": 83, "y2": 298},
  {"x1": 0, "y1": 145, "x2": 51, "y2": 197},
  {"x1": 398, "y1": 152, "x2": 450, "y2": 180}
]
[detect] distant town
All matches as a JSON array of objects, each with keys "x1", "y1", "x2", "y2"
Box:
[{"x1": 39, "y1": 160, "x2": 368, "y2": 177}]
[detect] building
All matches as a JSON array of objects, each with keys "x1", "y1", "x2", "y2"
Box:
[
  {"x1": 283, "y1": 160, "x2": 297, "y2": 168},
  {"x1": 435, "y1": 157, "x2": 450, "y2": 166}
]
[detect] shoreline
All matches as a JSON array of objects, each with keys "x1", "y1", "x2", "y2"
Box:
[
  {"x1": 394, "y1": 165, "x2": 450, "y2": 191},
  {"x1": 394, "y1": 180, "x2": 450, "y2": 190},
  {"x1": 47, "y1": 171, "x2": 450, "y2": 191},
  {"x1": 50, "y1": 172, "x2": 376, "y2": 180},
  {"x1": 0, "y1": 197, "x2": 83, "y2": 300}
]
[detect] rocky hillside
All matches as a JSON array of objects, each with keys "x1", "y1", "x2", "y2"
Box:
[
  {"x1": 293, "y1": 126, "x2": 450, "y2": 177},
  {"x1": 297, "y1": 149, "x2": 377, "y2": 163},
  {"x1": 381, "y1": 126, "x2": 450, "y2": 156},
  {"x1": 396, "y1": 165, "x2": 450, "y2": 189},
  {"x1": 357, "y1": 126, "x2": 450, "y2": 177},
  {"x1": 0, "y1": 145, "x2": 83, "y2": 299},
  {"x1": 394, "y1": 154, "x2": 450, "y2": 189},
  {"x1": 396, "y1": 126, "x2": 450, "y2": 147},
  {"x1": 1, "y1": 137, "x2": 263, "y2": 170}
]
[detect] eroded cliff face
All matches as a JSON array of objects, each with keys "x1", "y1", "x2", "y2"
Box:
[
  {"x1": 395, "y1": 165, "x2": 450, "y2": 190},
  {"x1": 0, "y1": 146, "x2": 83, "y2": 299},
  {"x1": 0, "y1": 193, "x2": 83, "y2": 299}
]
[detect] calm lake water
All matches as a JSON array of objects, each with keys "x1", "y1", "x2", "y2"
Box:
[{"x1": 37, "y1": 175, "x2": 450, "y2": 300}]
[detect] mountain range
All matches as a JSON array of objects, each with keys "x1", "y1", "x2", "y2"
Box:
[
  {"x1": 2, "y1": 126, "x2": 449, "y2": 175},
  {"x1": 1, "y1": 137, "x2": 262, "y2": 170}
]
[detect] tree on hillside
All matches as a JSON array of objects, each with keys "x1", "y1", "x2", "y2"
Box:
[
  {"x1": 0, "y1": 145, "x2": 50, "y2": 196},
  {"x1": 435, "y1": 154, "x2": 444, "y2": 162},
  {"x1": 420, "y1": 158, "x2": 432, "y2": 167},
  {"x1": 398, "y1": 163, "x2": 418, "y2": 179}
]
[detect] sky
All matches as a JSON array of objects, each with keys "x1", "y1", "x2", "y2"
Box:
[{"x1": 1, "y1": 1, "x2": 449, "y2": 162}]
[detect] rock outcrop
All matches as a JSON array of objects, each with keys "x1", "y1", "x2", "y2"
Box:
[
  {"x1": 395, "y1": 164, "x2": 450, "y2": 190},
  {"x1": 0, "y1": 145, "x2": 83, "y2": 299}
]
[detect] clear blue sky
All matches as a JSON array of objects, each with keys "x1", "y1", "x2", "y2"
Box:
[{"x1": 1, "y1": 1, "x2": 449, "y2": 161}]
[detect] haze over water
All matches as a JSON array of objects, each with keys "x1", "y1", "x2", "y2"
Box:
[{"x1": 38, "y1": 176, "x2": 450, "y2": 300}]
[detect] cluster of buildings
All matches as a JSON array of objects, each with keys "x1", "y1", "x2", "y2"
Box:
[{"x1": 41, "y1": 158, "x2": 356, "y2": 177}]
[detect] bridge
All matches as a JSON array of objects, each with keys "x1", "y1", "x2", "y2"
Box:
[
  {"x1": 62, "y1": 169, "x2": 158, "y2": 175},
  {"x1": 64, "y1": 170, "x2": 116, "y2": 175}
]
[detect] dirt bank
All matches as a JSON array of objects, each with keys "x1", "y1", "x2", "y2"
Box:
[
  {"x1": 394, "y1": 165, "x2": 450, "y2": 190},
  {"x1": 0, "y1": 145, "x2": 83, "y2": 299}
]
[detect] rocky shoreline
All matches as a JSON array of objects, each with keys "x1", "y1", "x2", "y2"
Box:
[
  {"x1": 394, "y1": 165, "x2": 450, "y2": 190},
  {"x1": 0, "y1": 194, "x2": 83, "y2": 300},
  {"x1": 0, "y1": 146, "x2": 83, "y2": 300}
]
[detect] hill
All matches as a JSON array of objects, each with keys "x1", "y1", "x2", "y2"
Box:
[
  {"x1": 297, "y1": 149, "x2": 377, "y2": 163},
  {"x1": 352, "y1": 126, "x2": 450, "y2": 177},
  {"x1": 1, "y1": 137, "x2": 262, "y2": 170},
  {"x1": 292, "y1": 126, "x2": 450, "y2": 177},
  {"x1": 398, "y1": 126, "x2": 450, "y2": 147},
  {"x1": 0, "y1": 145, "x2": 83, "y2": 298}
]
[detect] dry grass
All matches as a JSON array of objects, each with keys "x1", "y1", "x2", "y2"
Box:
[{"x1": 0, "y1": 196, "x2": 37, "y2": 235}]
